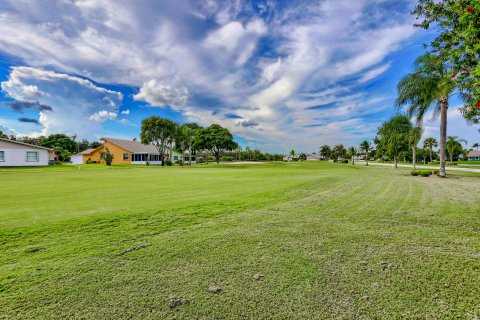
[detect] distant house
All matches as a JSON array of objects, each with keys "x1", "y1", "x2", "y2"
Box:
[
  {"x1": 70, "y1": 137, "x2": 196, "y2": 165},
  {"x1": 283, "y1": 155, "x2": 299, "y2": 162},
  {"x1": 467, "y1": 150, "x2": 480, "y2": 161},
  {"x1": 306, "y1": 153, "x2": 322, "y2": 161},
  {"x1": 0, "y1": 138, "x2": 52, "y2": 166}
]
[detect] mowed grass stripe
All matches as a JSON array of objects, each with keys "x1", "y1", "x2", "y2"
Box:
[{"x1": 1, "y1": 162, "x2": 479, "y2": 319}]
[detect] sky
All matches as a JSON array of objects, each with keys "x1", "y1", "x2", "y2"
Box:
[{"x1": 0, "y1": 0, "x2": 478, "y2": 153}]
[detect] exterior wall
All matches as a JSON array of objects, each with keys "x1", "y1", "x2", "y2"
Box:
[
  {"x1": 0, "y1": 141, "x2": 49, "y2": 166},
  {"x1": 83, "y1": 141, "x2": 132, "y2": 165},
  {"x1": 70, "y1": 155, "x2": 83, "y2": 165}
]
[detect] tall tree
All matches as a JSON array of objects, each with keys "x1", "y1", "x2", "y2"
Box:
[
  {"x1": 423, "y1": 137, "x2": 438, "y2": 163},
  {"x1": 319, "y1": 145, "x2": 331, "y2": 161},
  {"x1": 359, "y1": 140, "x2": 371, "y2": 166},
  {"x1": 332, "y1": 144, "x2": 347, "y2": 161},
  {"x1": 196, "y1": 124, "x2": 238, "y2": 163},
  {"x1": 184, "y1": 123, "x2": 202, "y2": 165},
  {"x1": 409, "y1": 126, "x2": 423, "y2": 170},
  {"x1": 175, "y1": 124, "x2": 193, "y2": 165},
  {"x1": 0, "y1": 130, "x2": 7, "y2": 138},
  {"x1": 140, "y1": 117, "x2": 177, "y2": 166},
  {"x1": 472, "y1": 142, "x2": 480, "y2": 151},
  {"x1": 446, "y1": 136, "x2": 467, "y2": 162},
  {"x1": 412, "y1": 0, "x2": 480, "y2": 123},
  {"x1": 396, "y1": 53, "x2": 455, "y2": 177},
  {"x1": 348, "y1": 146, "x2": 357, "y2": 165},
  {"x1": 375, "y1": 115, "x2": 412, "y2": 168}
]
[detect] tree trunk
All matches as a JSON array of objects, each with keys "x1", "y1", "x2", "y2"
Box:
[
  {"x1": 189, "y1": 147, "x2": 192, "y2": 165},
  {"x1": 429, "y1": 147, "x2": 433, "y2": 163},
  {"x1": 181, "y1": 150, "x2": 185, "y2": 166},
  {"x1": 352, "y1": 155, "x2": 355, "y2": 165},
  {"x1": 160, "y1": 153, "x2": 165, "y2": 166},
  {"x1": 169, "y1": 142, "x2": 173, "y2": 163},
  {"x1": 394, "y1": 156, "x2": 398, "y2": 169},
  {"x1": 412, "y1": 146, "x2": 416, "y2": 170},
  {"x1": 439, "y1": 97, "x2": 448, "y2": 177},
  {"x1": 365, "y1": 151, "x2": 369, "y2": 166}
]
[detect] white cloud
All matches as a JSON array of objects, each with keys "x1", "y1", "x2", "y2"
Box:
[
  {"x1": 133, "y1": 79, "x2": 189, "y2": 109},
  {"x1": 89, "y1": 110, "x2": 118, "y2": 122},
  {"x1": 1, "y1": 66, "x2": 123, "y2": 138},
  {"x1": 120, "y1": 109, "x2": 130, "y2": 115},
  {"x1": 358, "y1": 63, "x2": 391, "y2": 84}
]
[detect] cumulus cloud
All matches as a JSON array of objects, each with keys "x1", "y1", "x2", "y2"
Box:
[
  {"x1": 89, "y1": 110, "x2": 118, "y2": 122},
  {"x1": 120, "y1": 109, "x2": 130, "y2": 115},
  {"x1": 1, "y1": 66, "x2": 123, "y2": 138},
  {"x1": 238, "y1": 119, "x2": 259, "y2": 127},
  {"x1": 133, "y1": 80, "x2": 189, "y2": 108}
]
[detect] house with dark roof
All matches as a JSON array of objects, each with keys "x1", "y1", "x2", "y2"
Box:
[
  {"x1": 467, "y1": 150, "x2": 480, "y2": 161},
  {"x1": 70, "y1": 137, "x2": 196, "y2": 165},
  {"x1": 0, "y1": 138, "x2": 53, "y2": 166}
]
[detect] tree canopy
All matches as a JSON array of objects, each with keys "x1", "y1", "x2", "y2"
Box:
[
  {"x1": 375, "y1": 115, "x2": 413, "y2": 168},
  {"x1": 196, "y1": 124, "x2": 238, "y2": 163},
  {"x1": 140, "y1": 116, "x2": 177, "y2": 166},
  {"x1": 412, "y1": 0, "x2": 480, "y2": 122}
]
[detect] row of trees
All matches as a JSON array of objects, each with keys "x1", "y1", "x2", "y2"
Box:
[{"x1": 140, "y1": 117, "x2": 238, "y2": 166}]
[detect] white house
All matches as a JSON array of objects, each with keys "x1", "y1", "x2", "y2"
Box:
[{"x1": 0, "y1": 138, "x2": 52, "y2": 166}]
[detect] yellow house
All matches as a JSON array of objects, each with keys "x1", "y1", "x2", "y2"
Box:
[{"x1": 70, "y1": 137, "x2": 196, "y2": 165}]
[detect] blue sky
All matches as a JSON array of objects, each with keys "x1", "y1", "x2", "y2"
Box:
[{"x1": 0, "y1": 0, "x2": 478, "y2": 152}]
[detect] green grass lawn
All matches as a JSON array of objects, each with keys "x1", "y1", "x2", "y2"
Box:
[{"x1": 1, "y1": 162, "x2": 479, "y2": 319}]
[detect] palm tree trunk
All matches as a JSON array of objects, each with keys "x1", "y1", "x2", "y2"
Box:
[
  {"x1": 352, "y1": 155, "x2": 354, "y2": 165},
  {"x1": 365, "y1": 151, "x2": 369, "y2": 166},
  {"x1": 412, "y1": 147, "x2": 416, "y2": 170},
  {"x1": 429, "y1": 147, "x2": 433, "y2": 163},
  {"x1": 439, "y1": 97, "x2": 448, "y2": 177}
]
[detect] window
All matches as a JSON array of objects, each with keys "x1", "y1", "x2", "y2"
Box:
[
  {"x1": 123, "y1": 153, "x2": 129, "y2": 160},
  {"x1": 191, "y1": 156, "x2": 196, "y2": 161},
  {"x1": 0, "y1": 151, "x2": 4, "y2": 161},
  {"x1": 173, "y1": 156, "x2": 178, "y2": 161},
  {"x1": 26, "y1": 151, "x2": 39, "y2": 162},
  {"x1": 184, "y1": 156, "x2": 190, "y2": 161}
]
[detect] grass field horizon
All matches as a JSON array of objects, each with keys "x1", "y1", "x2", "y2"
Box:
[{"x1": 1, "y1": 162, "x2": 479, "y2": 319}]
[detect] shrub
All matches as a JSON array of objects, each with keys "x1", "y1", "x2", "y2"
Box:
[
  {"x1": 420, "y1": 170, "x2": 431, "y2": 177},
  {"x1": 175, "y1": 160, "x2": 183, "y2": 165},
  {"x1": 411, "y1": 170, "x2": 419, "y2": 176},
  {"x1": 432, "y1": 169, "x2": 439, "y2": 175},
  {"x1": 165, "y1": 160, "x2": 172, "y2": 166}
]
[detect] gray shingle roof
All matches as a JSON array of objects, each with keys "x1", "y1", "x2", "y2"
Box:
[
  {"x1": 0, "y1": 138, "x2": 53, "y2": 150},
  {"x1": 103, "y1": 137, "x2": 159, "y2": 153}
]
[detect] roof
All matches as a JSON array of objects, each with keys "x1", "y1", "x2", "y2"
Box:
[
  {"x1": 102, "y1": 137, "x2": 158, "y2": 153},
  {"x1": 0, "y1": 138, "x2": 53, "y2": 151},
  {"x1": 73, "y1": 148, "x2": 97, "y2": 156},
  {"x1": 467, "y1": 150, "x2": 480, "y2": 157}
]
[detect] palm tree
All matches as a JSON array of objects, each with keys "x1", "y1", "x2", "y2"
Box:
[
  {"x1": 348, "y1": 146, "x2": 356, "y2": 165},
  {"x1": 396, "y1": 53, "x2": 456, "y2": 177},
  {"x1": 408, "y1": 126, "x2": 423, "y2": 170},
  {"x1": 446, "y1": 136, "x2": 467, "y2": 162},
  {"x1": 245, "y1": 147, "x2": 251, "y2": 161},
  {"x1": 473, "y1": 143, "x2": 480, "y2": 151},
  {"x1": 359, "y1": 140, "x2": 371, "y2": 166},
  {"x1": 423, "y1": 137, "x2": 438, "y2": 163},
  {"x1": 320, "y1": 145, "x2": 331, "y2": 161}
]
